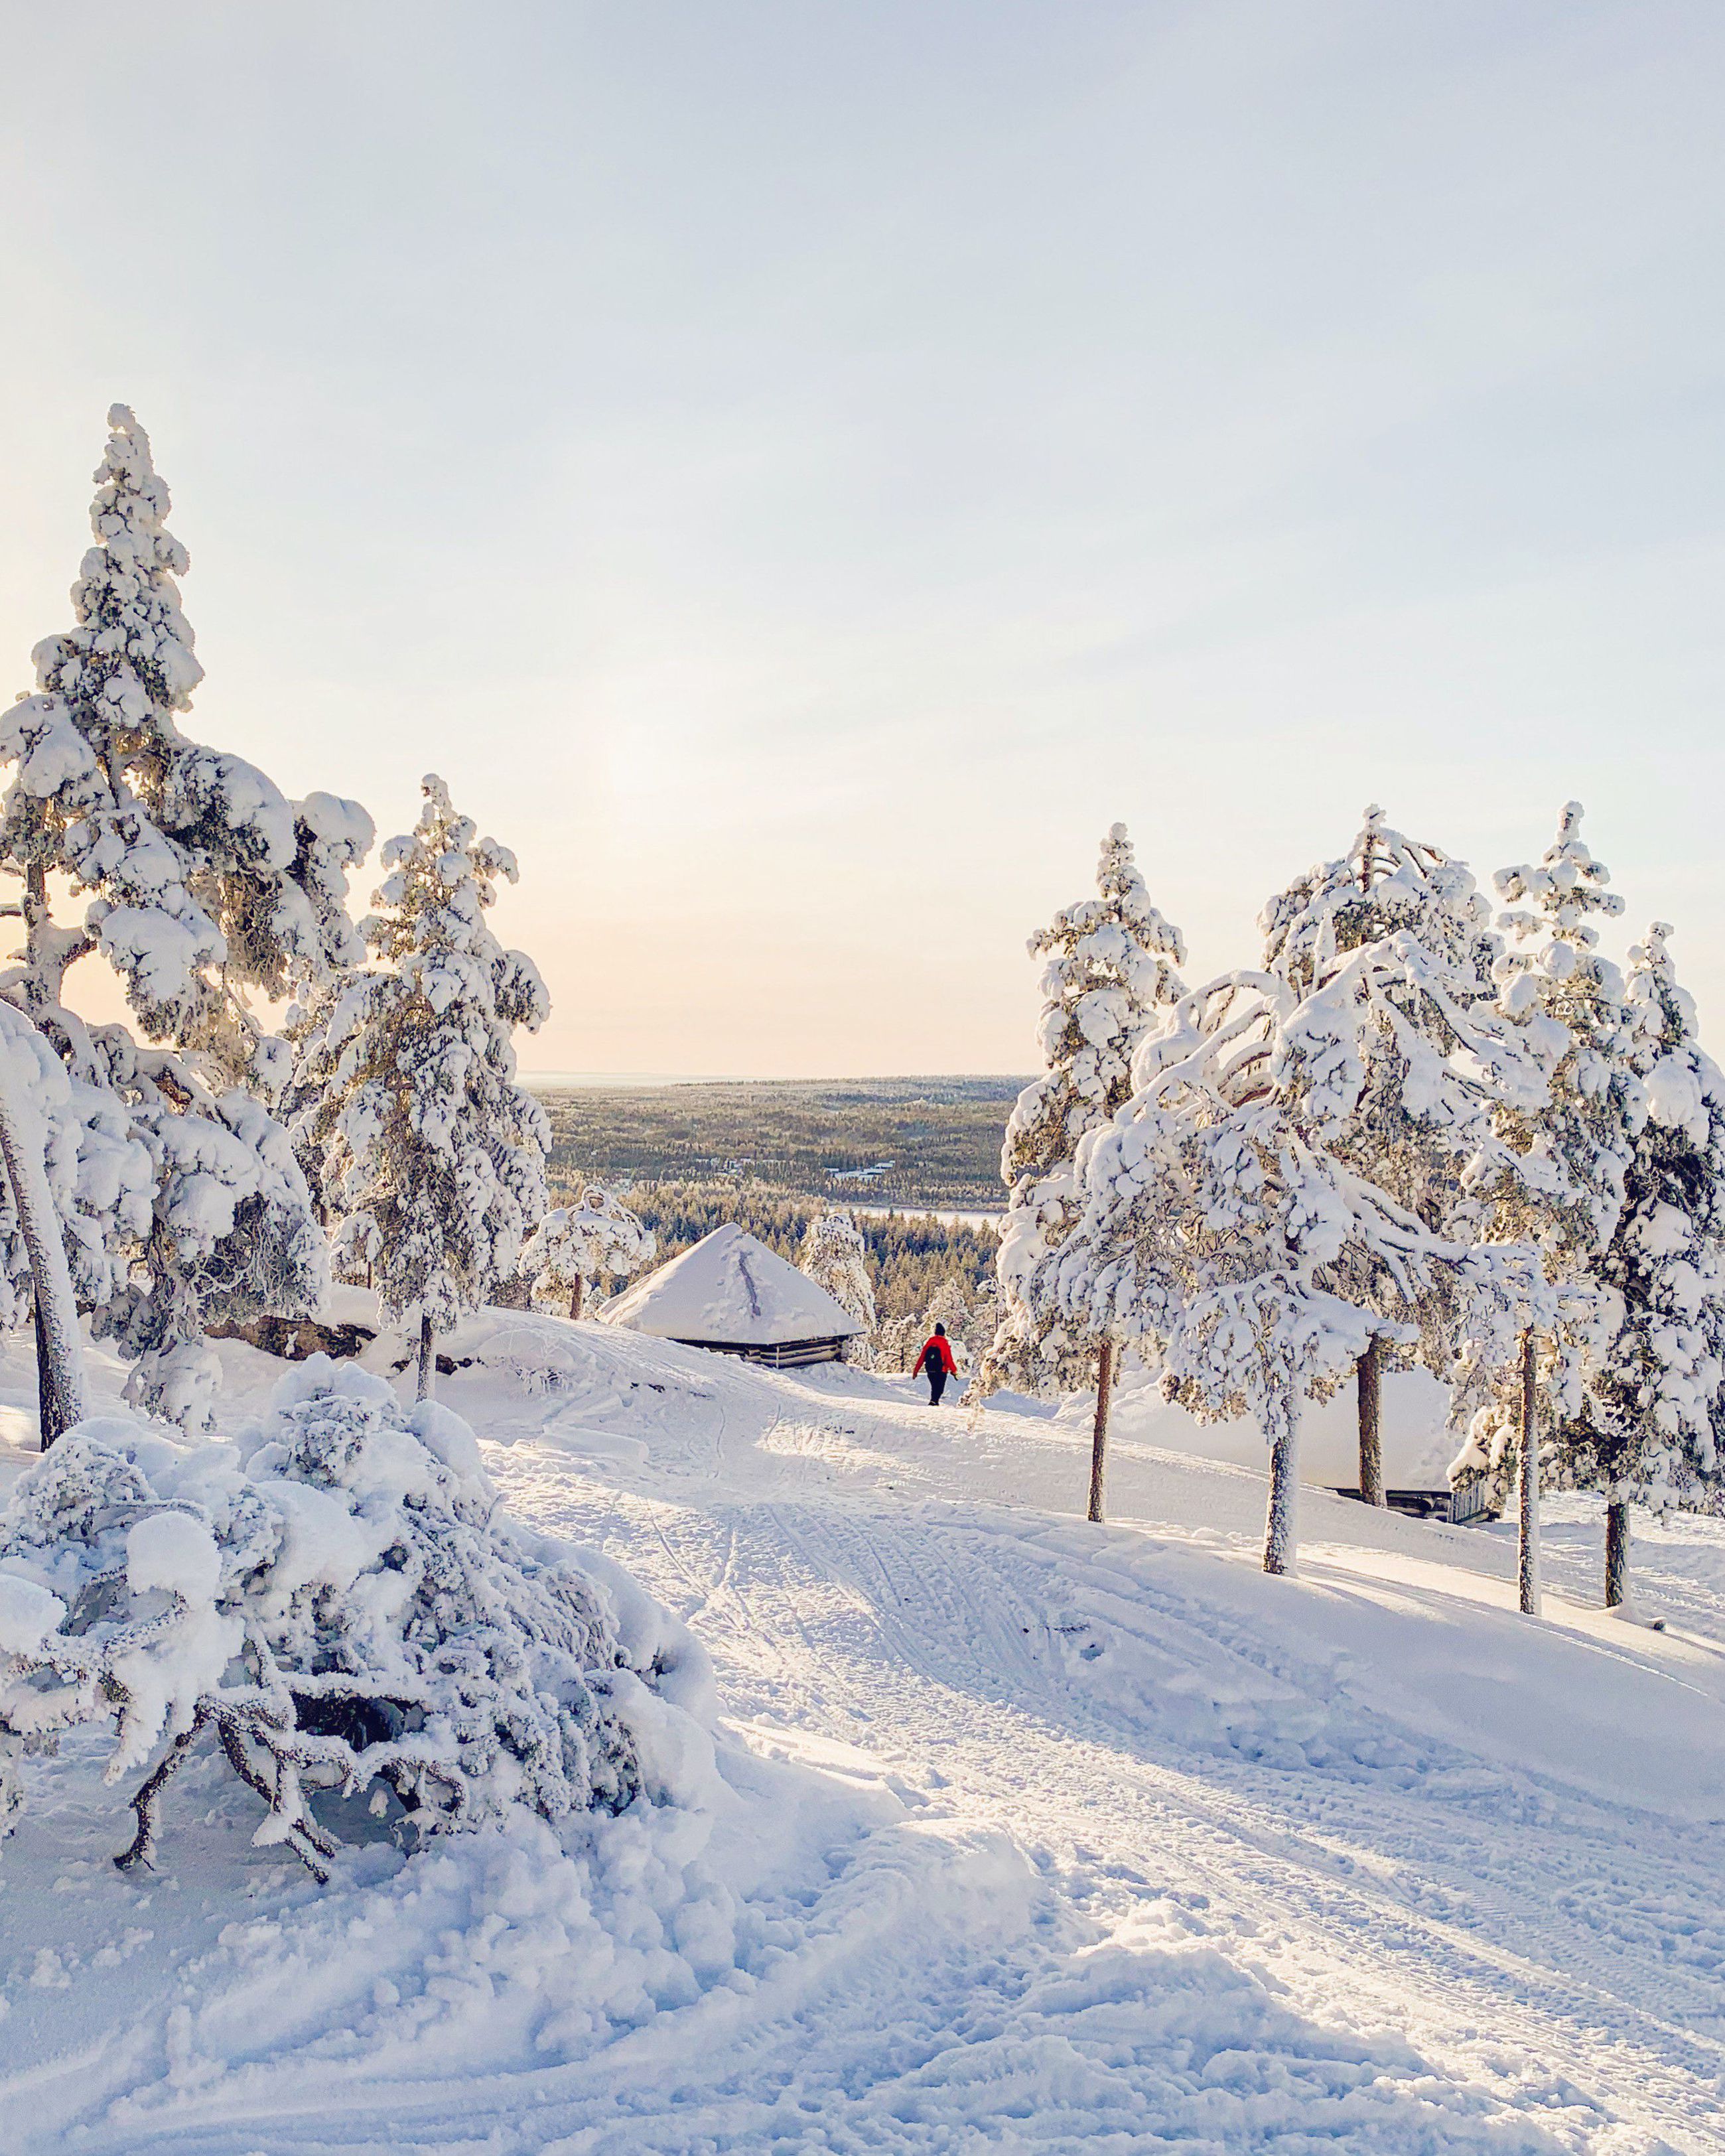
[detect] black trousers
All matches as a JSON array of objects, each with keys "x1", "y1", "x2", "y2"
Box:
[{"x1": 927, "y1": 1366, "x2": 948, "y2": 1406}]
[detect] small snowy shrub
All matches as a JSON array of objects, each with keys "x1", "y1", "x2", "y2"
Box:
[{"x1": 0, "y1": 1360, "x2": 714, "y2": 1879}]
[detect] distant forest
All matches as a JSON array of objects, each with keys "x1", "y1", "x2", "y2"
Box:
[
  {"x1": 535, "y1": 1077, "x2": 1024, "y2": 1211},
  {"x1": 535, "y1": 1078, "x2": 1018, "y2": 1332}
]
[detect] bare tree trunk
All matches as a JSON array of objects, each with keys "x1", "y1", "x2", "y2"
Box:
[
  {"x1": 417, "y1": 1314, "x2": 436, "y2": 1402},
  {"x1": 1518, "y1": 1328, "x2": 1541, "y2": 1617},
  {"x1": 1087, "y1": 1339, "x2": 1114, "y2": 1523},
  {"x1": 0, "y1": 1030, "x2": 86, "y2": 1448},
  {"x1": 1605, "y1": 1499, "x2": 1629, "y2": 1609},
  {"x1": 34, "y1": 1300, "x2": 73, "y2": 1446},
  {"x1": 569, "y1": 1274, "x2": 584, "y2": 1322},
  {"x1": 1264, "y1": 1386, "x2": 1300, "y2": 1576},
  {"x1": 1357, "y1": 1338, "x2": 1383, "y2": 1505}
]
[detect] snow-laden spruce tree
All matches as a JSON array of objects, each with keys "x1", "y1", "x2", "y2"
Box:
[
  {"x1": 1257, "y1": 807, "x2": 1556, "y2": 1502},
  {"x1": 0, "y1": 407, "x2": 374, "y2": 1428},
  {"x1": 926, "y1": 1276, "x2": 971, "y2": 1349},
  {"x1": 1048, "y1": 963, "x2": 1525, "y2": 1572},
  {"x1": 799, "y1": 1211, "x2": 875, "y2": 1359},
  {"x1": 985, "y1": 824, "x2": 1185, "y2": 1402},
  {"x1": 0, "y1": 1359, "x2": 713, "y2": 1877},
  {"x1": 1547, "y1": 923, "x2": 1725, "y2": 1604},
  {"x1": 293, "y1": 775, "x2": 549, "y2": 1397},
  {"x1": 2, "y1": 407, "x2": 371, "y2": 1075},
  {"x1": 1449, "y1": 805, "x2": 1641, "y2": 1609},
  {"x1": 524, "y1": 1185, "x2": 656, "y2": 1320}
]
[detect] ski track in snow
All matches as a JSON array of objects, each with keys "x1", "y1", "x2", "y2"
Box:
[{"x1": 2, "y1": 1319, "x2": 1724, "y2": 2152}]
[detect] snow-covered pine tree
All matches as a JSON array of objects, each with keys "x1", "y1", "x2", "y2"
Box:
[
  {"x1": 0, "y1": 407, "x2": 374, "y2": 1428},
  {"x1": 987, "y1": 824, "x2": 1186, "y2": 1406},
  {"x1": 1050, "y1": 959, "x2": 1524, "y2": 1574},
  {"x1": 0, "y1": 1360, "x2": 713, "y2": 1876},
  {"x1": 1552, "y1": 923, "x2": 1725, "y2": 1604},
  {"x1": 2, "y1": 409, "x2": 371, "y2": 1074},
  {"x1": 799, "y1": 1211, "x2": 876, "y2": 1360},
  {"x1": 926, "y1": 1276, "x2": 971, "y2": 1352},
  {"x1": 523, "y1": 1185, "x2": 656, "y2": 1319},
  {"x1": 294, "y1": 775, "x2": 549, "y2": 1397},
  {"x1": 1450, "y1": 805, "x2": 1641, "y2": 1611},
  {"x1": 1258, "y1": 807, "x2": 1554, "y2": 1503}
]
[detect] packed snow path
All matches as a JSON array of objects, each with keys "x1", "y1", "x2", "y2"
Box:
[
  {"x1": 482, "y1": 1335, "x2": 1725, "y2": 2154},
  {"x1": 2, "y1": 1315, "x2": 1723, "y2": 2151}
]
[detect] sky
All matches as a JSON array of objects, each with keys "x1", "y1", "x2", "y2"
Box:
[{"x1": 1, "y1": 1, "x2": 1721, "y2": 1077}]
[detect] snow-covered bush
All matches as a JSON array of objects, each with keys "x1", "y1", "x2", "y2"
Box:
[
  {"x1": 290, "y1": 775, "x2": 549, "y2": 1394},
  {"x1": 873, "y1": 1312, "x2": 920, "y2": 1375},
  {"x1": 0, "y1": 1360, "x2": 715, "y2": 1879},
  {"x1": 525, "y1": 1187, "x2": 656, "y2": 1321},
  {"x1": 799, "y1": 1211, "x2": 876, "y2": 1358},
  {"x1": 0, "y1": 407, "x2": 373, "y2": 1424},
  {"x1": 987, "y1": 825, "x2": 1186, "y2": 1397}
]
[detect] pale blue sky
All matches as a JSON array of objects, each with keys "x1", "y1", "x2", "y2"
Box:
[{"x1": 1, "y1": 2, "x2": 1720, "y2": 1074}]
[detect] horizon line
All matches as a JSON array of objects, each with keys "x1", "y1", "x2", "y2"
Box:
[{"x1": 519, "y1": 1069, "x2": 1036, "y2": 1088}]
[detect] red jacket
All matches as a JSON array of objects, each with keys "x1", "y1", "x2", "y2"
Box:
[{"x1": 914, "y1": 1334, "x2": 957, "y2": 1377}]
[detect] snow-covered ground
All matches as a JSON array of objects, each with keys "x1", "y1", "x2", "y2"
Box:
[{"x1": 2, "y1": 1312, "x2": 1723, "y2": 2153}]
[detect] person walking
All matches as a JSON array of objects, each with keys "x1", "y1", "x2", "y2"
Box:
[{"x1": 913, "y1": 1321, "x2": 957, "y2": 1406}]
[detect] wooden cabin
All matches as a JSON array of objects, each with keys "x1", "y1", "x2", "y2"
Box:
[{"x1": 604, "y1": 1223, "x2": 862, "y2": 1367}]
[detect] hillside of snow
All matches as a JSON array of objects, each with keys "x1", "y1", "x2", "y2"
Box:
[{"x1": 1, "y1": 1312, "x2": 1723, "y2": 2153}]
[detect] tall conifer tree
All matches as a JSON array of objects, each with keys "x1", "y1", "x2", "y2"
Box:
[
  {"x1": 986, "y1": 824, "x2": 1185, "y2": 1404},
  {"x1": 0, "y1": 407, "x2": 371, "y2": 1426},
  {"x1": 293, "y1": 776, "x2": 549, "y2": 1396}
]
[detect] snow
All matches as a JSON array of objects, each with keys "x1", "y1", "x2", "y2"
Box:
[
  {"x1": 0, "y1": 1571, "x2": 64, "y2": 1653},
  {"x1": 606, "y1": 1221, "x2": 862, "y2": 1343},
  {"x1": 1, "y1": 1315, "x2": 1723, "y2": 2151},
  {"x1": 123, "y1": 1511, "x2": 221, "y2": 1601}
]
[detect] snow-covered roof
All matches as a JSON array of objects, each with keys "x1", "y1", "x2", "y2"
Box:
[{"x1": 602, "y1": 1223, "x2": 862, "y2": 1345}]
